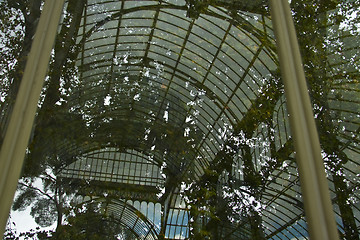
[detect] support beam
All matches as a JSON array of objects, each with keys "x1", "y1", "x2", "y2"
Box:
[
  {"x1": 0, "y1": 0, "x2": 65, "y2": 237},
  {"x1": 269, "y1": 0, "x2": 339, "y2": 239}
]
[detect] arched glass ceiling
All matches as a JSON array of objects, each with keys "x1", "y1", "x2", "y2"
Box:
[
  {"x1": 73, "y1": 198, "x2": 161, "y2": 239},
  {"x1": 1, "y1": 0, "x2": 359, "y2": 239},
  {"x1": 68, "y1": 0, "x2": 278, "y2": 178}
]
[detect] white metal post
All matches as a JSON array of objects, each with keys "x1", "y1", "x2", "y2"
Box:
[
  {"x1": 269, "y1": 0, "x2": 339, "y2": 239},
  {"x1": 0, "y1": 0, "x2": 65, "y2": 237}
]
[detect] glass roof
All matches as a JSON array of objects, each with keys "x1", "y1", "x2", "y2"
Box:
[{"x1": 0, "y1": 0, "x2": 359, "y2": 239}]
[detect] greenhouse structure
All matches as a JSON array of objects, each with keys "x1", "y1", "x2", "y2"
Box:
[{"x1": 0, "y1": 0, "x2": 359, "y2": 239}]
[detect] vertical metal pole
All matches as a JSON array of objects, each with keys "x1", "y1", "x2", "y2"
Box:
[
  {"x1": 269, "y1": 0, "x2": 339, "y2": 239},
  {"x1": 0, "y1": 0, "x2": 65, "y2": 237}
]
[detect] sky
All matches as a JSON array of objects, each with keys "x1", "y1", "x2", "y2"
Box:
[{"x1": 10, "y1": 209, "x2": 56, "y2": 235}]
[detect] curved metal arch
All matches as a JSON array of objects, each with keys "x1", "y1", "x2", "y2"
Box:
[
  {"x1": 74, "y1": 1, "x2": 274, "y2": 53},
  {"x1": 38, "y1": 1, "x2": 294, "y2": 237},
  {"x1": 76, "y1": 197, "x2": 161, "y2": 240}
]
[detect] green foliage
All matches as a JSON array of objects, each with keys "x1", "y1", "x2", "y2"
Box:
[
  {"x1": 30, "y1": 199, "x2": 57, "y2": 228},
  {"x1": 3, "y1": 0, "x2": 359, "y2": 239},
  {"x1": 53, "y1": 206, "x2": 135, "y2": 240},
  {"x1": 18, "y1": 228, "x2": 53, "y2": 240},
  {"x1": 0, "y1": 0, "x2": 25, "y2": 101},
  {"x1": 3, "y1": 219, "x2": 19, "y2": 240},
  {"x1": 12, "y1": 188, "x2": 37, "y2": 212}
]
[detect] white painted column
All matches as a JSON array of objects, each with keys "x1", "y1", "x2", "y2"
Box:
[
  {"x1": 269, "y1": 0, "x2": 339, "y2": 239},
  {"x1": 0, "y1": 0, "x2": 65, "y2": 237}
]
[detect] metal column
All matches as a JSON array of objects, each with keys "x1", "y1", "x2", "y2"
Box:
[
  {"x1": 0, "y1": 0, "x2": 65, "y2": 237},
  {"x1": 269, "y1": 0, "x2": 339, "y2": 239}
]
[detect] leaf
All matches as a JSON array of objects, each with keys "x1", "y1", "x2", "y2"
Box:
[
  {"x1": 30, "y1": 198, "x2": 57, "y2": 227},
  {"x1": 12, "y1": 188, "x2": 37, "y2": 211}
]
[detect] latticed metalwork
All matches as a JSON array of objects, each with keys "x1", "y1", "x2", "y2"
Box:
[{"x1": 0, "y1": 0, "x2": 359, "y2": 239}]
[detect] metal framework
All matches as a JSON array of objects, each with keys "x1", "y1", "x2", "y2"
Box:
[{"x1": 1, "y1": 0, "x2": 359, "y2": 239}]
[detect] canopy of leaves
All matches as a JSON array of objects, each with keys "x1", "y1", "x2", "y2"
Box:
[{"x1": 1, "y1": 0, "x2": 359, "y2": 239}]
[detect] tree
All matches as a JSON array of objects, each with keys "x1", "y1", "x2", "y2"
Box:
[
  {"x1": 183, "y1": 1, "x2": 360, "y2": 239},
  {"x1": 0, "y1": 0, "x2": 42, "y2": 145},
  {"x1": 2, "y1": 0, "x2": 359, "y2": 239},
  {"x1": 291, "y1": 1, "x2": 360, "y2": 239},
  {"x1": 53, "y1": 204, "x2": 136, "y2": 240},
  {"x1": 12, "y1": 172, "x2": 67, "y2": 231}
]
